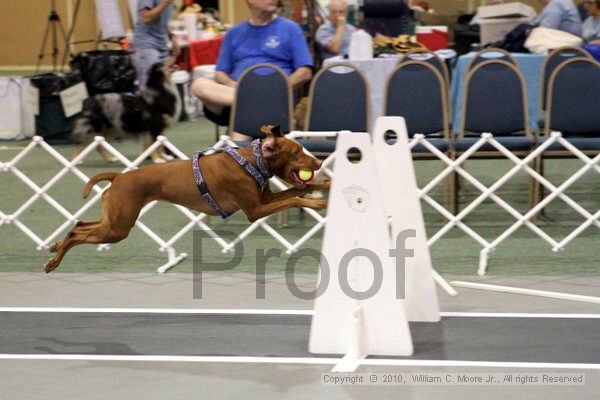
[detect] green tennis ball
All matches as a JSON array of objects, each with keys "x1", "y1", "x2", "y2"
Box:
[{"x1": 298, "y1": 169, "x2": 313, "y2": 181}]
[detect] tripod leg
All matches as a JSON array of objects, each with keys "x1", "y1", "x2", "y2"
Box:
[
  {"x1": 56, "y1": 15, "x2": 70, "y2": 71},
  {"x1": 61, "y1": 0, "x2": 82, "y2": 71},
  {"x1": 37, "y1": 20, "x2": 52, "y2": 72},
  {"x1": 51, "y1": 13, "x2": 59, "y2": 71}
]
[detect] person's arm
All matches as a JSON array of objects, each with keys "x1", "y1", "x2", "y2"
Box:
[
  {"x1": 214, "y1": 31, "x2": 236, "y2": 87},
  {"x1": 325, "y1": 18, "x2": 347, "y2": 54},
  {"x1": 289, "y1": 66, "x2": 312, "y2": 88},
  {"x1": 289, "y1": 23, "x2": 314, "y2": 87},
  {"x1": 215, "y1": 71, "x2": 237, "y2": 88},
  {"x1": 536, "y1": 2, "x2": 563, "y2": 29},
  {"x1": 590, "y1": 38, "x2": 600, "y2": 45},
  {"x1": 141, "y1": 0, "x2": 173, "y2": 25}
]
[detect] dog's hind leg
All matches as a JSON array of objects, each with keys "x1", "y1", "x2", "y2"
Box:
[
  {"x1": 48, "y1": 221, "x2": 98, "y2": 253},
  {"x1": 44, "y1": 186, "x2": 148, "y2": 273}
]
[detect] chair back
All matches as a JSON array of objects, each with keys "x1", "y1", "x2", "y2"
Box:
[
  {"x1": 546, "y1": 57, "x2": 600, "y2": 136},
  {"x1": 462, "y1": 59, "x2": 530, "y2": 136},
  {"x1": 230, "y1": 64, "x2": 292, "y2": 138},
  {"x1": 385, "y1": 60, "x2": 448, "y2": 138},
  {"x1": 540, "y1": 46, "x2": 591, "y2": 112},
  {"x1": 305, "y1": 62, "x2": 369, "y2": 132},
  {"x1": 466, "y1": 48, "x2": 517, "y2": 73},
  {"x1": 403, "y1": 49, "x2": 450, "y2": 90}
]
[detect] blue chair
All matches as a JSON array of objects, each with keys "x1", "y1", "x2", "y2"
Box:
[
  {"x1": 299, "y1": 62, "x2": 369, "y2": 157},
  {"x1": 458, "y1": 60, "x2": 534, "y2": 152},
  {"x1": 229, "y1": 63, "x2": 292, "y2": 139},
  {"x1": 403, "y1": 49, "x2": 450, "y2": 92},
  {"x1": 539, "y1": 46, "x2": 591, "y2": 115},
  {"x1": 384, "y1": 60, "x2": 450, "y2": 156},
  {"x1": 535, "y1": 57, "x2": 600, "y2": 212},
  {"x1": 466, "y1": 48, "x2": 518, "y2": 73},
  {"x1": 403, "y1": 49, "x2": 451, "y2": 122},
  {"x1": 385, "y1": 59, "x2": 452, "y2": 209},
  {"x1": 543, "y1": 57, "x2": 600, "y2": 154},
  {"x1": 454, "y1": 59, "x2": 536, "y2": 213}
]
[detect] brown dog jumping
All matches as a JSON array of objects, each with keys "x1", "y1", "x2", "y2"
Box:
[{"x1": 44, "y1": 125, "x2": 329, "y2": 273}]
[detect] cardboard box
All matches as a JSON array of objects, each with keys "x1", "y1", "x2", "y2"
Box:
[
  {"x1": 476, "y1": 2, "x2": 537, "y2": 20},
  {"x1": 478, "y1": 17, "x2": 530, "y2": 45},
  {"x1": 416, "y1": 26, "x2": 449, "y2": 50}
]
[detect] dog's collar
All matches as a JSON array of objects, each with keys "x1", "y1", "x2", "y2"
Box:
[
  {"x1": 222, "y1": 145, "x2": 270, "y2": 191},
  {"x1": 252, "y1": 139, "x2": 273, "y2": 180}
]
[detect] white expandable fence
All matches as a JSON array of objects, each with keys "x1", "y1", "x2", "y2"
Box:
[{"x1": 0, "y1": 129, "x2": 598, "y2": 277}]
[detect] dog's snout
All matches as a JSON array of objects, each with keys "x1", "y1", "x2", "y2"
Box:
[{"x1": 314, "y1": 158, "x2": 323, "y2": 170}]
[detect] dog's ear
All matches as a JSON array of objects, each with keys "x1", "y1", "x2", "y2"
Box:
[{"x1": 270, "y1": 125, "x2": 284, "y2": 137}]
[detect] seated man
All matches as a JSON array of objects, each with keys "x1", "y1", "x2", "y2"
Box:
[
  {"x1": 583, "y1": 0, "x2": 600, "y2": 43},
  {"x1": 192, "y1": 0, "x2": 313, "y2": 141},
  {"x1": 533, "y1": 0, "x2": 583, "y2": 37},
  {"x1": 316, "y1": 0, "x2": 356, "y2": 60}
]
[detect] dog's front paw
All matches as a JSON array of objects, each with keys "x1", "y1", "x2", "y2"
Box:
[
  {"x1": 307, "y1": 199, "x2": 328, "y2": 210},
  {"x1": 315, "y1": 181, "x2": 331, "y2": 191},
  {"x1": 152, "y1": 157, "x2": 167, "y2": 164},
  {"x1": 107, "y1": 156, "x2": 119, "y2": 163}
]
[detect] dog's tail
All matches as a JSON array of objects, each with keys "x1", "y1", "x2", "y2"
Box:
[{"x1": 83, "y1": 172, "x2": 119, "y2": 199}]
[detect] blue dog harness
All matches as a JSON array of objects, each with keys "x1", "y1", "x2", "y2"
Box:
[{"x1": 192, "y1": 139, "x2": 272, "y2": 219}]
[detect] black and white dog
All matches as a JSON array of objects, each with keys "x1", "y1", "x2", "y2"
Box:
[{"x1": 72, "y1": 62, "x2": 181, "y2": 164}]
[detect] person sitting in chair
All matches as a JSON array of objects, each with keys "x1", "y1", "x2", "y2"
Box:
[
  {"x1": 191, "y1": 0, "x2": 313, "y2": 141},
  {"x1": 316, "y1": 0, "x2": 357, "y2": 60},
  {"x1": 533, "y1": 0, "x2": 583, "y2": 37},
  {"x1": 583, "y1": 0, "x2": 600, "y2": 43}
]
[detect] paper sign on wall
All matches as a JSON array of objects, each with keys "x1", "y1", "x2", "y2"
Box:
[
  {"x1": 95, "y1": 0, "x2": 126, "y2": 39},
  {"x1": 59, "y1": 82, "x2": 89, "y2": 118},
  {"x1": 128, "y1": 0, "x2": 138, "y2": 25},
  {"x1": 28, "y1": 85, "x2": 39, "y2": 116}
]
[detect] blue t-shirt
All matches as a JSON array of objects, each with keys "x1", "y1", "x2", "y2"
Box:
[
  {"x1": 532, "y1": 0, "x2": 583, "y2": 37},
  {"x1": 132, "y1": 0, "x2": 174, "y2": 51},
  {"x1": 216, "y1": 17, "x2": 313, "y2": 80}
]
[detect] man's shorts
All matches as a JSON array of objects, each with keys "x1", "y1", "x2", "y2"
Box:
[{"x1": 203, "y1": 106, "x2": 231, "y2": 126}]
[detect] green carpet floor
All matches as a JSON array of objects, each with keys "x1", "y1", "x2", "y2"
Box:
[{"x1": 1, "y1": 118, "x2": 598, "y2": 275}]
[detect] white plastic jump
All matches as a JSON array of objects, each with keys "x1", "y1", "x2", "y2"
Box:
[{"x1": 309, "y1": 118, "x2": 441, "y2": 372}]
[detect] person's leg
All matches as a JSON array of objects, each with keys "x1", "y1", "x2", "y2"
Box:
[
  {"x1": 191, "y1": 77, "x2": 235, "y2": 111},
  {"x1": 132, "y1": 48, "x2": 162, "y2": 89},
  {"x1": 191, "y1": 77, "x2": 253, "y2": 141}
]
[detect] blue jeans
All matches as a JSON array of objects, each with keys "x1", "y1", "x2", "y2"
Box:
[{"x1": 132, "y1": 48, "x2": 169, "y2": 89}]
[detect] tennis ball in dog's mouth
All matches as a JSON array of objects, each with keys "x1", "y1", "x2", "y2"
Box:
[{"x1": 298, "y1": 169, "x2": 313, "y2": 181}]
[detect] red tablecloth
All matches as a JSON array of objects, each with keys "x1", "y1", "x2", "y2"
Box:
[{"x1": 178, "y1": 35, "x2": 224, "y2": 71}]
